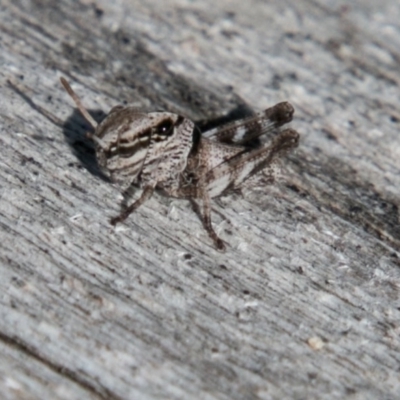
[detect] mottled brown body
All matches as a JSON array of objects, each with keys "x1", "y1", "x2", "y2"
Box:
[{"x1": 61, "y1": 77, "x2": 299, "y2": 250}]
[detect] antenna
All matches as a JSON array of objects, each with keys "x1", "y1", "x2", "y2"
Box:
[{"x1": 60, "y1": 77, "x2": 98, "y2": 129}]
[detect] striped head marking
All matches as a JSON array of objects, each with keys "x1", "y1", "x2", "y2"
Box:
[
  {"x1": 59, "y1": 77, "x2": 194, "y2": 187},
  {"x1": 94, "y1": 108, "x2": 194, "y2": 185}
]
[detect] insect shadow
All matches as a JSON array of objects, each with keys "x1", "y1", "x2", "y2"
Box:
[
  {"x1": 7, "y1": 78, "x2": 109, "y2": 182},
  {"x1": 61, "y1": 108, "x2": 110, "y2": 182}
]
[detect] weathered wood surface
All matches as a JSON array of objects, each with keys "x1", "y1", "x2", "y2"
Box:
[{"x1": 1, "y1": 0, "x2": 400, "y2": 399}]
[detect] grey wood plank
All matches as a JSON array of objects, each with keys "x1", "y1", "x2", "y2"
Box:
[{"x1": 1, "y1": 1, "x2": 400, "y2": 399}]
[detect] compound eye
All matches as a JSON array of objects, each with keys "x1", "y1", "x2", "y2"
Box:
[{"x1": 156, "y1": 119, "x2": 174, "y2": 137}]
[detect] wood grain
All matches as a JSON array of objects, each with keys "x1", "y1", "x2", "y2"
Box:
[{"x1": 1, "y1": 1, "x2": 400, "y2": 399}]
